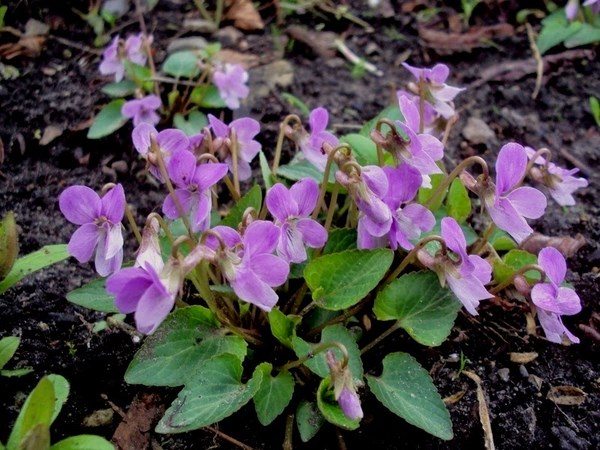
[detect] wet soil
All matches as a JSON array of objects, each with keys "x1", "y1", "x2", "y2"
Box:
[{"x1": 1, "y1": 1, "x2": 599, "y2": 449}]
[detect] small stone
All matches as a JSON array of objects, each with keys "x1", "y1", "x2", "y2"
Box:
[
  {"x1": 519, "y1": 365, "x2": 529, "y2": 378},
  {"x1": 166, "y1": 37, "x2": 208, "y2": 53},
  {"x1": 498, "y1": 367, "x2": 510, "y2": 382},
  {"x1": 462, "y1": 117, "x2": 496, "y2": 145},
  {"x1": 183, "y1": 18, "x2": 218, "y2": 34},
  {"x1": 83, "y1": 408, "x2": 114, "y2": 427},
  {"x1": 215, "y1": 26, "x2": 244, "y2": 46}
]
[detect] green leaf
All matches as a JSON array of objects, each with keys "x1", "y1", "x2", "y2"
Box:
[
  {"x1": 0, "y1": 337, "x2": 20, "y2": 370},
  {"x1": 281, "y1": 93, "x2": 310, "y2": 116},
  {"x1": 489, "y1": 229, "x2": 517, "y2": 251},
  {"x1": 123, "y1": 61, "x2": 154, "y2": 91},
  {"x1": 162, "y1": 51, "x2": 200, "y2": 78},
  {"x1": 305, "y1": 249, "x2": 393, "y2": 310},
  {"x1": 1, "y1": 367, "x2": 33, "y2": 377},
  {"x1": 50, "y1": 435, "x2": 114, "y2": 450},
  {"x1": 366, "y1": 352, "x2": 453, "y2": 440},
  {"x1": 0, "y1": 6, "x2": 7, "y2": 28},
  {"x1": 492, "y1": 249, "x2": 540, "y2": 284},
  {"x1": 359, "y1": 105, "x2": 402, "y2": 137},
  {"x1": 296, "y1": 401, "x2": 324, "y2": 442},
  {"x1": 87, "y1": 100, "x2": 127, "y2": 139},
  {"x1": 18, "y1": 424, "x2": 50, "y2": 450},
  {"x1": 268, "y1": 308, "x2": 300, "y2": 348},
  {"x1": 316, "y1": 377, "x2": 360, "y2": 430},
  {"x1": 46, "y1": 374, "x2": 70, "y2": 424},
  {"x1": 253, "y1": 363, "x2": 295, "y2": 425},
  {"x1": 322, "y1": 228, "x2": 357, "y2": 254},
  {"x1": 590, "y1": 96, "x2": 600, "y2": 127},
  {"x1": 66, "y1": 278, "x2": 118, "y2": 313},
  {"x1": 446, "y1": 179, "x2": 471, "y2": 223},
  {"x1": 340, "y1": 134, "x2": 379, "y2": 165},
  {"x1": 374, "y1": 272, "x2": 461, "y2": 346},
  {"x1": 259, "y1": 151, "x2": 274, "y2": 189},
  {"x1": 564, "y1": 22, "x2": 600, "y2": 48},
  {"x1": 0, "y1": 245, "x2": 69, "y2": 294},
  {"x1": 173, "y1": 111, "x2": 208, "y2": 136},
  {"x1": 276, "y1": 158, "x2": 337, "y2": 186},
  {"x1": 418, "y1": 174, "x2": 447, "y2": 211},
  {"x1": 537, "y1": 10, "x2": 582, "y2": 54},
  {"x1": 292, "y1": 324, "x2": 363, "y2": 382},
  {"x1": 155, "y1": 354, "x2": 262, "y2": 433},
  {"x1": 7, "y1": 376, "x2": 55, "y2": 450},
  {"x1": 0, "y1": 211, "x2": 18, "y2": 279},
  {"x1": 219, "y1": 184, "x2": 262, "y2": 228},
  {"x1": 126, "y1": 306, "x2": 247, "y2": 387},
  {"x1": 101, "y1": 80, "x2": 137, "y2": 97},
  {"x1": 190, "y1": 85, "x2": 226, "y2": 108}
]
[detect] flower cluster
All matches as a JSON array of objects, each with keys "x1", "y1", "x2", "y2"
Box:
[{"x1": 99, "y1": 34, "x2": 147, "y2": 82}]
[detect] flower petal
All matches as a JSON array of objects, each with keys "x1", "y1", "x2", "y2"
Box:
[
  {"x1": 191, "y1": 192, "x2": 211, "y2": 233},
  {"x1": 210, "y1": 225, "x2": 242, "y2": 248},
  {"x1": 487, "y1": 197, "x2": 533, "y2": 244},
  {"x1": 446, "y1": 273, "x2": 492, "y2": 315},
  {"x1": 537, "y1": 309, "x2": 579, "y2": 344},
  {"x1": 68, "y1": 223, "x2": 99, "y2": 263},
  {"x1": 106, "y1": 267, "x2": 153, "y2": 313},
  {"x1": 266, "y1": 183, "x2": 297, "y2": 221},
  {"x1": 289, "y1": 178, "x2": 319, "y2": 217},
  {"x1": 157, "y1": 129, "x2": 189, "y2": 158},
  {"x1": 398, "y1": 95, "x2": 420, "y2": 132},
  {"x1": 193, "y1": 163, "x2": 228, "y2": 190},
  {"x1": 101, "y1": 184, "x2": 126, "y2": 223},
  {"x1": 162, "y1": 189, "x2": 193, "y2": 219},
  {"x1": 134, "y1": 283, "x2": 175, "y2": 334},
  {"x1": 538, "y1": 247, "x2": 567, "y2": 286},
  {"x1": 132, "y1": 123, "x2": 156, "y2": 155},
  {"x1": 441, "y1": 217, "x2": 467, "y2": 257},
  {"x1": 208, "y1": 114, "x2": 229, "y2": 138},
  {"x1": 104, "y1": 223, "x2": 124, "y2": 259},
  {"x1": 495, "y1": 143, "x2": 527, "y2": 195},
  {"x1": 248, "y1": 253, "x2": 289, "y2": 286},
  {"x1": 361, "y1": 165, "x2": 389, "y2": 198},
  {"x1": 59, "y1": 186, "x2": 101, "y2": 225},
  {"x1": 383, "y1": 164, "x2": 422, "y2": 206},
  {"x1": 243, "y1": 220, "x2": 280, "y2": 255},
  {"x1": 167, "y1": 150, "x2": 196, "y2": 187},
  {"x1": 231, "y1": 268, "x2": 279, "y2": 311},
  {"x1": 230, "y1": 117, "x2": 260, "y2": 141},
  {"x1": 95, "y1": 246, "x2": 123, "y2": 277},
  {"x1": 296, "y1": 218, "x2": 328, "y2": 248},
  {"x1": 506, "y1": 187, "x2": 547, "y2": 219},
  {"x1": 309, "y1": 107, "x2": 329, "y2": 134}
]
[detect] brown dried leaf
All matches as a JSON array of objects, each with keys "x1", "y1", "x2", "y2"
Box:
[
  {"x1": 418, "y1": 23, "x2": 514, "y2": 53},
  {"x1": 463, "y1": 371, "x2": 496, "y2": 450},
  {"x1": 443, "y1": 390, "x2": 466, "y2": 405},
  {"x1": 520, "y1": 233, "x2": 586, "y2": 258},
  {"x1": 509, "y1": 352, "x2": 538, "y2": 364},
  {"x1": 217, "y1": 49, "x2": 260, "y2": 69},
  {"x1": 112, "y1": 393, "x2": 164, "y2": 450},
  {"x1": 225, "y1": 0, "x2": 264, "y2": 31},
  {"x1": 286, "y1": 25, "x2": 337, "y2": 58},
  {"x1": 547, "y1": 385, "x2": 587, "y2": 406},
  {"x1": 39, "y1": 125, "x2": 63, "y2": 146}
]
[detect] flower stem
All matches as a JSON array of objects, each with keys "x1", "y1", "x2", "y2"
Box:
[
  {"x1": 472, "y1": 222, "x2": 496, "y2": 255},
  {"x1": 521, "y1": 147, "x2": 553, "y2": 185},
  {"x1": 418, "y1": 77, "x2": 426, "y2": 134},
  {"x1": 490, "y1": 264, "x2": 546, "y2": 294},
  {"x1": 124, "y1": 204, "x2": 142, "y2": 244},
  {"x1": 360, "y1": 322, "x2": 401, "y2": 355},
  {"x1": 313, "y1": 143, "x2": 351, "y2": 219},
  {"x1": 272, "y1": 114, "x2": 301, "y2": 175},
  {"x1": 279, "y1": 341, "x2": 349, "y2": 372},
  {"x1": 324, "y1": 183, "x2": 340, "y2": 231},
  {"x1": 230, "y1": 129, "x2": 241, "y2": 198},
  {"x1": 147, "y1": 212, "x2": 174, "y2": 244},
  {"x1": 384, "y1": 235, "x2": 446, "y2": 284}
]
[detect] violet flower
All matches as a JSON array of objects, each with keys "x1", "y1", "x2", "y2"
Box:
[
  {"x1": 532, "y1": 247, "x2": 581, "y2": 344},
  {"x1": 525, "y1": 147, "x2": 588, "y2": 206},
  {"x1": 583, "y1": 0, "x2": 600, "y2": 14},
  {"x1": 566, "y1": 0, "x2": 580, "y2": 20},
  {"x1": 213, "y1": 63, "x2": 249, "y2": 110},
  {"x1": 59, "y1": 184, "x2": 125, "y2": 277},
  {"x1": 265, "y1": 178, "x2": 328, "y2": 263},
  {"x1": 99, "y1": 34, "x2": 148, "y2": 82},
  {"x1": 338, "y1": 387, "x2": 364, "y2": 421},
  {"x1": 483, "y1": 143, "x2": 547, "y2": 243},
  {"x1": 337, "y1": 165, "x2": 393, "y2": 241},
  {"x1": 396, "y1": 89, "x2": 437, "y2": 133},
  {"x1": 394, "y1": 95, "x2": 444, "y2": 187},
  {"x1": 206, "y1": 221, "x2": 289, "y2": 311},
  {"x1": 208, "y1": 114, "x2": 261, "y2": 181},
  {"x1": 402, "y1": 62, "x2": 464, "y2": 119},
  {"x1": 132, "y1": 124, "x2": 189, "y2": 180},
  {"x1": 162, "y1": 149, "x2": 228, "y2": 232},
  {"x1": 359, "y1": 164, "x2": 435, "y2": 250},
  {"x1": 298, "y1": 107, "x2": 339, "y2": 171},
  {"x1": 325, "y1": 351, "x2": 363, "y2": 421},
  {"x1": 122, "y1": 95, "x2": 161, "y2": 127},
  {"x1": 439, "y1": 217, "x2": 493, "y2": 315}
]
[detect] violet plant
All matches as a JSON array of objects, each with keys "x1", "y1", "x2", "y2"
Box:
[
  {"x1": 58, "y1": 62, "x2": 588, "y2": 445},
  {"x1": 88, "y1": 31, "x2": 250, "y2": 140}
]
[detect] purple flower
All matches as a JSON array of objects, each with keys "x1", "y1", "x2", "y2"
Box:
[
  {"x1": 132, "y1": 124, "x2": 189, "y2": 180},
  {"x1": 338, "y1": 387, "x2": 364, "y2": 421},
  {"x1": 213, "y1": 63, "x2": 249, "y2": 110},
  {"x1": 402, "y1": 62, "x2": 464, "y2": 119},
  {"x1": 122, "y1": 95, "x2": 161, "y2": 127},
  {"x1": 298, "y1": 107, "x2": 339, "y2": 171},
  {"x1": 583, "y1": 0, "x2": 600, "y2": 14},
  {"x1": 99, "y1": 34, "x2": 148, "y2": 82},
  {"x1": 525, "y1": 147, "x2": 588, "y2": 206},
  {"x1": 439, "y1": 217, "x2": 492, "y2": 315},
  {"x1": 162, "y1": 150, "x2": 228, "y2": 232},
  {"x1": 566, "y1": 0, "x2": 580, "y2": 20},
  {"x1": 395, "y1": 95, "x2": 444, "y2": 187},
  {"x1": 59, "y1": 184, "x2": 125, "y2": 277},
  {"x1": 359, "y1": 164, "x2": 435, "y2": 250},
  {"x1": 208, "y1": 114, "x2": 261, "y2": 181},
  {"x1": 266, "y1": 178, "x2": 328, "y2": 263},
  {"x1": 532, "y1": 247, "x2": 581, "y2": 344},
  {"x1": 206, "y1": 221, "x2": 289, "y2": 311},
  {"x1": 337, "y1": 165, "x2": 393, "y2": 241},
  {"x1": 397, "y1": 89, "x2": 437, "y2": 133},
  {"x1": 483, "y1": 143, "x2": 547, "y2": 243}
]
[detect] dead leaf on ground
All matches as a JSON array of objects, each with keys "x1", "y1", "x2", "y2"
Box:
[
  {"x1": 83, "y1": 408, "x2": 114, "y2": 427},
  {"x1": 217, "y1": 49, "x2": 260, "y2": 69},
  {"x1": 225, "y1": 0, "x2": 264, "y2": 31},
  {"x1": 418, "y1": 23, "x2": 514, "y2": 53},
  {"x1": 547, "y1": 385, "x2": 587, "y2": 406},
  {"x1": 286, "y1": 25, "x2": 337, "y2": 58},
  {"x1": 509, "y1": 352, "x2": 538, "y2": 364},
  {"x1": 443, "y1": 390, "x2": 466, "y2": 405},
  {"x1": 520, "y1": 233, "x2": 586, "y2": 258},
  {"x1": 39, "y1": 125, "x2": 63, "y2": 146},
  {"x1": 112, "y1": 393, "x2": 164, "y2": 450},
  {"x1": 0, "y1": 19, "x2": 49, "y2": 59},
  {"x1": 463, "y1": 371, "x2": 496, "y2": 450}
]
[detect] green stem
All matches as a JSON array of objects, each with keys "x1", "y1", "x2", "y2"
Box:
[
  {"x1": 124, "y1": 204, "x2": 142, "y2": 244},
  {"x1": 384, "y1": 235, "x2": 446, "y2": 284},
  {"x1": 490, "y1": 264, "x2": 546, "y2": 294},
  {"x1": 272, "y1": 114, "x2": 301, "y2": 176},
  {"x1": 279, "y1": 341, "x2": 349, "y2": 372},
  {"x1": 472, "y1": 222, "x2": 496, "y2": 255},
  {"x1": 360, "y1": 322, "x2": 401, "y2": 355}
]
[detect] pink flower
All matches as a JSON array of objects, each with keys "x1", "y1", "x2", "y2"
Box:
[
  {"x1": 532, "y1": 247, "x2": 581, "y2": 344},
  {"x1": 59, "y1": 184, "x2": 125, "y2": 277},
  {"x1": 99, "y1": 34, "x2": 148, "y2": 82},
  {"x1": 439, "y1": 217, "x2": 493, "y2": 315},
  {"x1": 583, "y1": 0, "x2": 600, "y2": 14},
  {"x1": 213, "y1": 63, "x2": 249, "y2": 110},
  {"x1": 484, "y1": 143, "x2": 547, "y2": 243},
  {"x1": 162, "y1": 150, "x2": 228, "y2": 232},
  {"x1": 266, "y1": 178, "x2": 328, "y2": 263},
  {"x1": 402, "y1": 62, "x2": 464, "y2": 119},
  {"x1": 208, "y1": 114, "x2": 261, "y2": 181},
  {"x1": 566, "y1": 0, "x2": 580, "y2": 20},
  {"x1": 132, "y1": 124, "x2": 189, "y2": 180},
  {"x1": 298, "y1": 107, "x2": 339, "y2": 171},
  {"x1": 358, "y1": 164, "x2": 435, "y2": 250},
  {"x1": 205, "y1": 221, "x2": 289, "y2": 311},
  {"x1": 525, "y1": 147, "x2": 588, "y2": 206},
  {"x1": 122, "y1": 95, "x2": 161, "y2": 127},
  {"x1": 338, "y1": 387, "x2": 363, "y2": 421}
]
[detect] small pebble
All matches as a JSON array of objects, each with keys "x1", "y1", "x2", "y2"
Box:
[
  {"x1": 519, "y1": 365, "x2": 530, "y2": 378},
  {"x1": 498, "y1": 368, "x2": 510, "y2": 382}
]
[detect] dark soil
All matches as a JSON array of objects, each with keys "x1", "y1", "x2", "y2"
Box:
[{"x1": 1, "y1": 1, "x2": 599, "y2": 449}]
